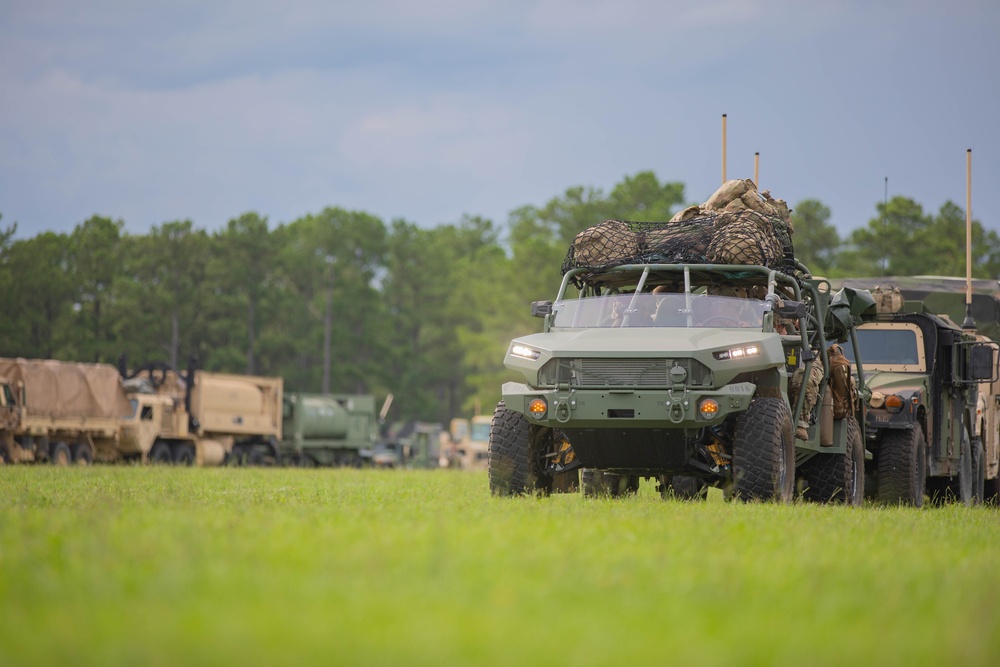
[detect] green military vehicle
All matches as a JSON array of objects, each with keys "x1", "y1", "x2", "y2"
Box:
[
  {"x1": 489, "y1": 210, "x2": 876, "y2": 503},
  {"x1": 836, "y1": 278, "x2": 1000, "y2": 506},
  {"x1": 280, "y1": 393, "x2": 380, "y2": 466}
]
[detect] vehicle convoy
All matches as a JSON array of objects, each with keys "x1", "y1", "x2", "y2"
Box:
[
  {"x1": 279, "y1": 392, "x2": 379, "y2": 466},
  {"x1": 0, "y1": 357, "x2": 132, "y2": 465},
  {"x1": 836, "y1": 278, "x2": 1000, "y2": 505},
  {"x1": 489, "y1": 179, "x2": 876, "y2": 503},
  {"x1": 118, "y1": 359, "x2": 283, "y2": 465}
]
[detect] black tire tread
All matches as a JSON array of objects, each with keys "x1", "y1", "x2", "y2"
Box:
[
  {"x1": 488, "y1": 401, "x2": 551, "y2": 496},
  {"x1": 732, "y1": 397, "x2": 794, "y2": 501},
  {"x1": 801, "y1": 417, "x2": 864, "y2": 505},
  {"x1": 877, "y1": 426, "x2": 925, "y2": 507}
]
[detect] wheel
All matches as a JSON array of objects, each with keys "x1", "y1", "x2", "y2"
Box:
[
  {"x1": 945, "y1": 430, "x2": 975, "y2": 506},
  {"x1": 970, "y1": 437, "x2": 985, "y2": 505},
  {"x1": 173, "y1": 444, "x2": 196, "y2": 466},
  {"x1": 660, "y1": 475, "x2": 703, "y2": 500},
  {"x1": 581, "y1": 469, "x2": 639, "y2": 497},
  {"x1": 801, "y1": 417, "x2": 864, "y2": 505},
  {"x1": 732, "y1": 397, "x2": 795, "y2": 502},
  {"x1": 50, "y1": 441, "x2": 71, "y2": 466},
  {"x1": 488, "y1": 401, "x2": 552, "y2": 496},
  {"x1": 149, "y1": 441, "x2": 173, "y2": 465},
  {"x1": 877, "y1": 426, "x2": 926, "y2": 507},
  {"x1": 71, "y1": 443, "x2": 94, "y2": 466}
]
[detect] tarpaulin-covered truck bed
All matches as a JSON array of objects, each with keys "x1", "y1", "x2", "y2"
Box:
[{"x1": 0, "y1": 357, "x2": 132, "y2": 421}]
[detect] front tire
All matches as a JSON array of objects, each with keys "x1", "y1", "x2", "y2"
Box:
[
  {"x1": 732, "y1": 397, "x2": 795, "y2": 502},
  {"x1": 801, "y1": 417, "x2": 864, "y2": 505},
  {"x1": 488, "y1": 401, "x2": 552, "y2": 496},
  {"x1": 877, "y1": 426, "x2": 926, "y2": 507}
]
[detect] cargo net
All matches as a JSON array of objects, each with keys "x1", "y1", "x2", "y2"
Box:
[{"x1": 562, "y1": 209, "x2": 796, "y2": 288}]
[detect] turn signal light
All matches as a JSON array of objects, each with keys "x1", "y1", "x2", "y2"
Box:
[
  {"x1": 884, "y1": 394, "x2": 904, "y2": 414},
  {"x1": 699, "y1": 398, "x2": 720, "y2": 418},
  {"x1": 528, "y1": 398, "x2": 547, "y2": 419}
]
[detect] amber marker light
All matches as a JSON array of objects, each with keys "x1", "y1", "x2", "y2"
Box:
[
  {"x1": 884, "y1": 394, "x2": 904, "y2": 414},
  {"x1": 528, "y1": 398, "x2": 548, "y2": 419},
  {"x1": 699, "y1": 398, "x2": 720, "y2": 418}
]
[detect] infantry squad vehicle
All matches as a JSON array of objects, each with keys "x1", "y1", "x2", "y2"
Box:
[{"x1": 489, "y1": 208, "x2": 876, "y2": 503}]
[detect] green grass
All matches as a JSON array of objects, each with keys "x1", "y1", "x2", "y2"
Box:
[{"x1": 1, "y1": 468, "x2": 998, "y2": 666}]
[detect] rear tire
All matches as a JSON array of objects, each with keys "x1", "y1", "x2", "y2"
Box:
[
  {"x1": 71, "y1": 443, "x2": 93, "y2": 466},
  {"x1": 582, "y1": 469, "x2": 639, "y2": 497},
  {"x1": 970, "y1": 437, "x2": 985, "y2": 505},
  {"x1": 488, "y1": 401, "x2": 552, "y2": 496},
  {"x1": 877, "y1": 426, "x2": 926, "y2": 507},
  {"x1": 173, "y1": 445, "x2": 196, "y2": 466},
  {"x1": 50, "y1": 441, "x2": 71, "y2": 466},
  {"x1": 801, "y1": 417, "x2": 864, "y2": 505},
  {"x1": 732, "y1": 397, "x2": 795, "y2": 502},
  {"x1": 149, "y1": 441, "x2": 173, "y2": 465}
]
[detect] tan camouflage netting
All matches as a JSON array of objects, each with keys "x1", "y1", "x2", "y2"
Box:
[{"x1": 561, "y1": 179, "x2": 797, "y2": 287}]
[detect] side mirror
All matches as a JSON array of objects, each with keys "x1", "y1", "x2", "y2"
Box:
[
  {"x1": 531, "y1": 301, "x2": 553, "y2": 318},
  {"x1": 969, "y1": 344, "x2": 997, "y2": 382}
]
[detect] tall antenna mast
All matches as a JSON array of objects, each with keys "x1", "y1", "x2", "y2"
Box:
[
  {"x1": 721, "y1": 114, "x2": 727, "y2": 184},
  {"x1": 754, "y1": 152, "x2": 759, "y2": 188},
  {"x1": 882, "y1": 177, "x2": 888, "y2": 274},
  {"x1": 963, "y1": 148, "x2": 975, "y2": 329}
]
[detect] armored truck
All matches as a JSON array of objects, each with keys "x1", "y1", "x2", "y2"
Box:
[
  {"x1": 0, "y1": 358, "x2": 132, "y2": 465},
  {"x1": 490, "y1": 209, "x2": 875, "y2": 503},
  {"x1": 118, "y1": 359, "x2": 283, "y2": 465},
  {"x1": 279, "y1": 393, "x2": 379, "y2": 466},
  {"x1": 835, "y1": 281, "x2": 999, "y2": 506}
]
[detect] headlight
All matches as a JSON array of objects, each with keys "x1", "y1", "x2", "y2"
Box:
[
  {"x1": 511, "y1": 344, "x2": 541, "y2": 360},
  {"x1": 714, "y1": 345, "x2": 761, "y2": 361}
]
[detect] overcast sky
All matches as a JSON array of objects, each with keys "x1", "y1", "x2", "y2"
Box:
[{"x1": 1, "y1": 1, "x2": 998, "y2": 241}]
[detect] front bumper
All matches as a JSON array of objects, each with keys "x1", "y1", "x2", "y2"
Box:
[{"x1": 502, "y1": 380, "x2": 757, "y2": 429}]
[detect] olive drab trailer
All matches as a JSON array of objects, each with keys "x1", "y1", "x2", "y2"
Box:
[
  {"x1": 490, "y1": 179, "x2": 877, "y2": 503},
  {"x1": 0, "y1": 358, "x2": 132, "y2": 465},
  {"x1": 835, "y1": 277, "x2": 1000, "y2": 505},
  {"x1": 279, "y1": 393, "x2": 379, "y2": 466},
  {"x1": 118, "y1": 359, "x2": 283, "y2": 465}
]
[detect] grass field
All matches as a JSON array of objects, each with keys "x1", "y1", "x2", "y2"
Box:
[{"x1": 1, "y1": 467, "x2": 998, "y2": 666}]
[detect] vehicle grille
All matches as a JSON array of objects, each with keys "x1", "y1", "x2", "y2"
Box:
[{"x1": 538, "y1": 358, "x2": 712, "y2": 388}]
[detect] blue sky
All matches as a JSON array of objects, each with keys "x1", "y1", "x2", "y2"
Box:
[{"x1": 1, "y1": 0, "x2": 997, "y2": 241}]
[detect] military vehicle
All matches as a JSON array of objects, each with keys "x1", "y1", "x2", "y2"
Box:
[
  {"x1": 0, "y1": 358, "x2": 132, "y2": 465},
  {"x1": 279, "y1": 393, "x2": 379, "y2": 466},
  {"x1": 118, "y1": 358, "x2": 283, "y2": 465},
  {"x1": 444, "y1": 415, "x2": 491, "y2": 470},
  {"x1": 489, "y1": 204, "x2": 876, "y2": 503},
  {"x1": 836, "y1": 278, "x2": 1000, "y2": 505}
]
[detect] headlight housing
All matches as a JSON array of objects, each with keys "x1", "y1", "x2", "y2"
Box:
[{"x1": 511, "y1": 344, "x2": 541, "y2": 361}]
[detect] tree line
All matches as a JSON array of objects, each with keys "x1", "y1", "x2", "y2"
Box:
[{"x1": 1, "y1": 172, "x2": 997, "y2": 425}]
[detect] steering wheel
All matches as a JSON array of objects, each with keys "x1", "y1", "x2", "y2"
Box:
[{"x1": 699, "y1": 315, "x2": 742, "y2": 327}]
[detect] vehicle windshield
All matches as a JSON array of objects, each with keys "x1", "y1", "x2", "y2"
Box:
[
  {"x1": 551, "y1": 293, "x2": 767, "y2": 329},
  {"x1": 470, "y1": 422, "x2": 491, "y2": 442},
  {"x1": 842, "y1": 328, "x2": 922, "y2": 368}
]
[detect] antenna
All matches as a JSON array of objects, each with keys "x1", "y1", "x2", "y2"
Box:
[
  {"x1": 963, "y1": 148, "x2": 976, "y2": 329},
  {"x1": 754, "y1": 152, "x2": 759, "y2": 188},
  {"x1": 721, "y1": 114, "x2": 727, "y2": 184},
  {"x1": 882, "y1": 177, "x2": 888, "y2": 274}
]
